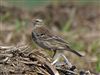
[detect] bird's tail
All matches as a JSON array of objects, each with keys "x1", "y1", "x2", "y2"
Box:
[{"x1": 65, "y1": 45, "x2": 83, "y2": 57}]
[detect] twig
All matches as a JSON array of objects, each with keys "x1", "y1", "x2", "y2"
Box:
[
  {"x1": 0, "y1": 54, "x2": 13, "y2": 57},
  {"x1": 0, "y1": 57, "x2": 9, "y2": 64}
]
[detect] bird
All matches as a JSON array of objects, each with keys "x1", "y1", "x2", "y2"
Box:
[{"x1": 31, "y1": 19, "x2": 83, "y2": 57}]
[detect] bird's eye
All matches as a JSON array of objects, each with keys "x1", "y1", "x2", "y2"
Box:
[{"x1": 35, "y1": 20, "x2": 39, "y2": 22}]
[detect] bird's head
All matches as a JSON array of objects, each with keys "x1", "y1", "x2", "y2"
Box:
[{"x1": 32, "y1": 19, "x2": 43, "y2": 27}]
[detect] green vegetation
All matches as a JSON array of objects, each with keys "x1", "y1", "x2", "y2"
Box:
[
  {"x1": 62, "y1": 8, "x2": 76, "y2": 32},
  {"x1": 96, "y1": 55, "x2": 100, "y2": 72}
]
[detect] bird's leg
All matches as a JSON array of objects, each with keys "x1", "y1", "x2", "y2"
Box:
[
  {"x1": 61, "y1": 54, "x2": 72, "y2": 67},
  {"x1": 51, "y1": 53, "x2": 72, "y2": 68},
  {"x1": 52, "y1": 50, "x2": 57, "y2": 58}
]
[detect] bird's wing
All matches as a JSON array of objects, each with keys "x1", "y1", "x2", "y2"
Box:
[
  {"x1": 41, "y1": 34, "x2": 69, "y2": 45},
  {"x1": 33, "y1": 26, "x2": 69, "y2": 47},
  {"x1": 52, "y1": 36, "x2": 69, "y2": 45},
  {"x1": 36, "y1": 26, "x2": 69, "y2": 44},
  {"x1": 43, "y1": 38, "x2": 67, "y2": 50}
]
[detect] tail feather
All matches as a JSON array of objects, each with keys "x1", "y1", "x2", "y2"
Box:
[{"x1": 66, "y1": 45, "x2": 83, "y2": 57}]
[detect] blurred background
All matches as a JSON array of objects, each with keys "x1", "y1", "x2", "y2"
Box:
[{"x1": 0, "y1": 0, "x2": 100, "y2": 73}]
